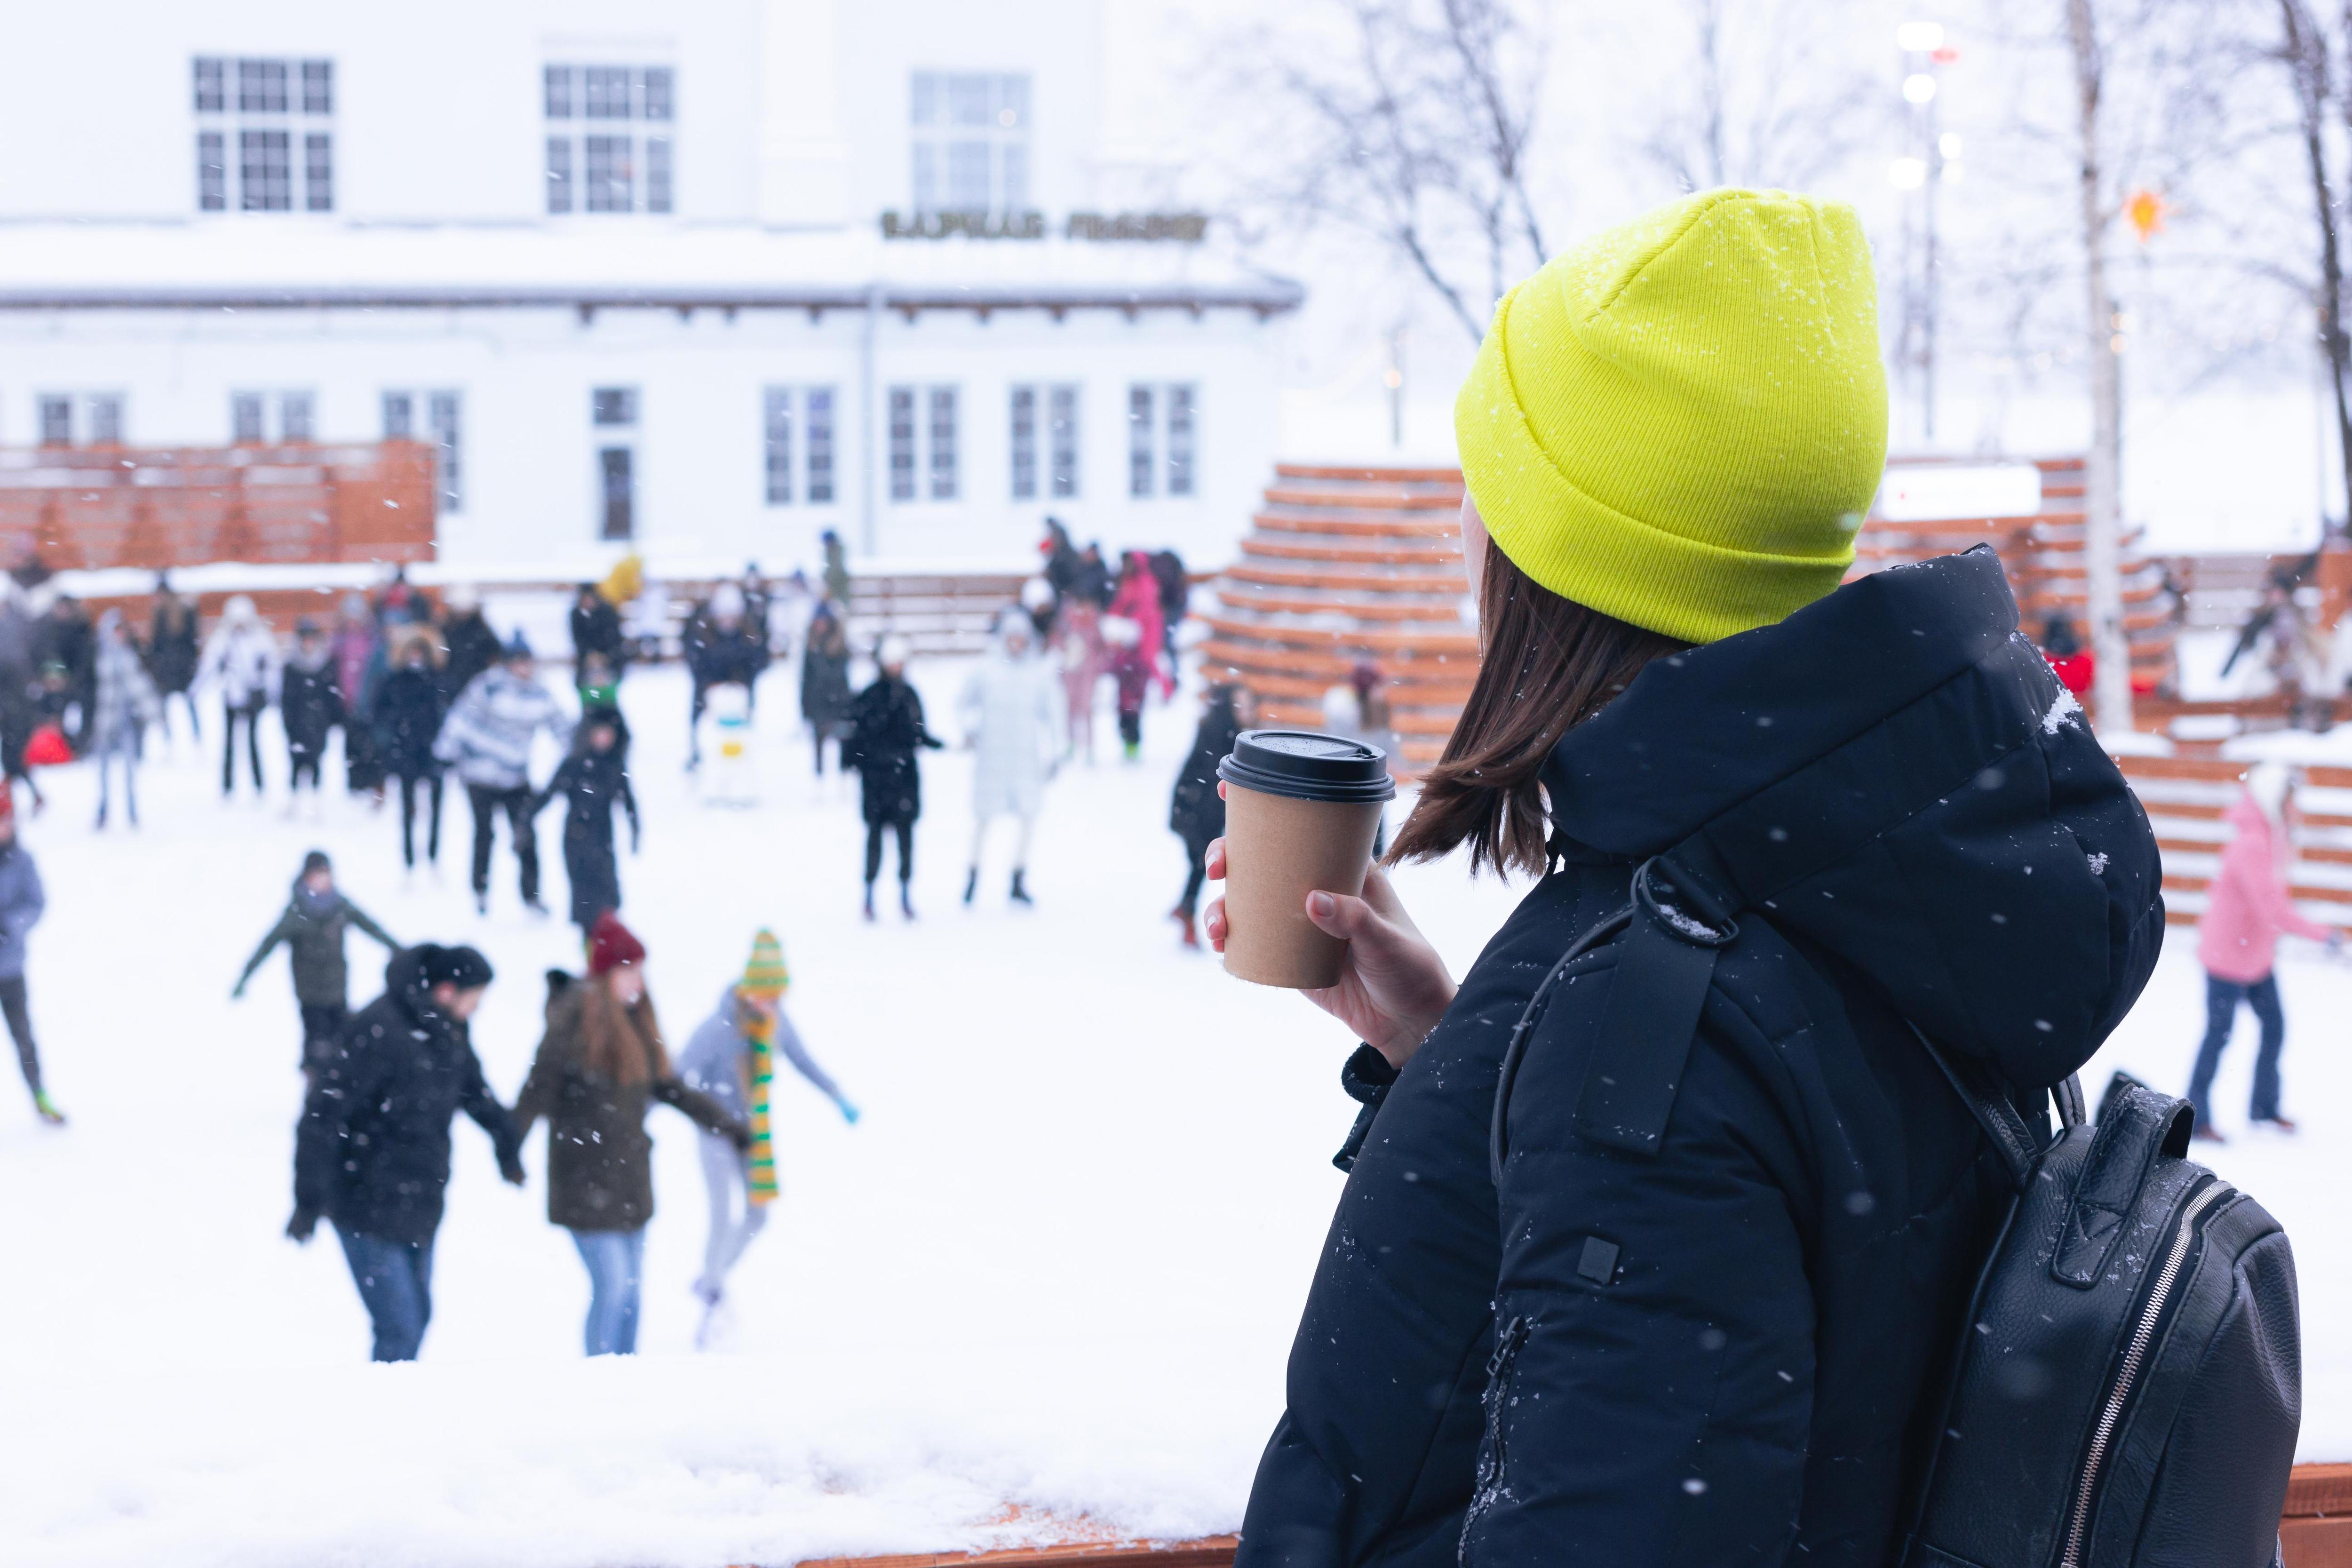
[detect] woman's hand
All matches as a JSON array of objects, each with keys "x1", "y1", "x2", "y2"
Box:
[{"x1": 1202, "y1": 832, "x2": 1457, "y2": 1070}]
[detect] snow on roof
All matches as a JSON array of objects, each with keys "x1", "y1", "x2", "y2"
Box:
[{"x1": 0, "y1": 220, "x2": 1306, "y2": 313}]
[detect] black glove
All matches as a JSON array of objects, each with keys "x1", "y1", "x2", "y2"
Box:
[
  {"x1": 286, "y1": 1209, "x2": 318, "y2": 1244},
  {"x1": 498, "y1": 1145, "x2": 527, "y2": 1186},
  {"x1": 728, "y1": 1120, "x2": 754, "y2": 1153}
]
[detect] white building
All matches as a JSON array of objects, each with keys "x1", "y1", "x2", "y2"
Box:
[{"x1": 0, "y1": 1, "x2": 1300, "y2": 580}]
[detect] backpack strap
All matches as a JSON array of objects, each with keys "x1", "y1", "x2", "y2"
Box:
[
  {"x1": 1570, "y1": 856, "x2": 1739, "y2": 1155},
  {"x1": 1907, "y1": 1022, "x2": 2050, "y2": 1189}
]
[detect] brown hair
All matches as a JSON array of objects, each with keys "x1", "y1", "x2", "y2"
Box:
[
  {"x1": 1387, "y1": 537, "x2": 1689, "y2": 877},
  {"x1": 575, "y1": 973, "x2": 669, "y2": 1087}
]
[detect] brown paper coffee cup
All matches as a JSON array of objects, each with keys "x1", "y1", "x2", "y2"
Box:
[{"x1": 1221, "y1": 784, "x2": 1386, "y2": 989}]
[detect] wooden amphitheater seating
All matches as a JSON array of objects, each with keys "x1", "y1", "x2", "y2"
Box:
[
  {"x1": 847, "y1": 572, "x2": 1032, "y2": 656},
  {"x1": 2112, "y1": 753, "x2": 2352, "y2": 931},
  {"x1": 0, "y1": 440, "x2": 435, "y2": 571},
  {"x1": 1856, "y1": 456, "x2": 2177, "y2": 692},
  {"x1": 1200, "y1": 464, "x2": 1473, "y2": 774}
]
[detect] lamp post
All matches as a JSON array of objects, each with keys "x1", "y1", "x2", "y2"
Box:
[{"x1": 1895, "y1": 21, "x2": 1961, "y2": 443}]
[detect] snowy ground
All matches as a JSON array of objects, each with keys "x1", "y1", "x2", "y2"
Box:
[{"x1": 0, "y1": 661, "x2": 2344, "y2": 1568}]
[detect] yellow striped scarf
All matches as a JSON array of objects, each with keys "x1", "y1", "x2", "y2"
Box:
[{"x1": 739, "y1": 993, "x2": 779, "y2": 1206}]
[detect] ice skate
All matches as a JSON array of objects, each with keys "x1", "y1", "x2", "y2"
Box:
[
  {"x1": 862, "y1": 885, "x2": 876, "y2": 922},
  {"x1": 963, "y1": 867, "x2": 979, "y2": 906},
  {"x1": 1173, "y1": 907, "x2": 1200, "y2": 949},
  {"x1": 2250, "y1": 1116, "x2": 2299, "y2": 1136},
  {"x1": 1009, "y1": 870, "x2": 1032, "y2": 906},
  {"x1": 900, "y1": 884, "x2": 916, "y2": 921},
  {"x1": 475, "y1": 889, "x2": 489, "y2": 916},
  {"x1": 33, "y1": 1090, "x2": 64, "y2": 1127}
]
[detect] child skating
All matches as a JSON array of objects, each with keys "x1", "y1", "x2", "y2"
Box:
[
  {"x1": 675, "y1": 929, "x2": 858, "y2": 1346},
  {"x1": 234, "y1": 850, "x2": 400, "y2": 1084}
]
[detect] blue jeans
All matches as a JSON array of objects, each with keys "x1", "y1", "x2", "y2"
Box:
[
  {"x1": 2189, "y1": 971, "x2": 2287, "y2": 1130},
  {"x1": 572, "y1": 1227, "x2": 646, "y2": 1356},
  {"x1": 334, "y1": 1224, "x2": 435, "y2": 1362}
]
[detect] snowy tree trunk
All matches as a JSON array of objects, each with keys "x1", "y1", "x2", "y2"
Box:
[{"x1": 2069, "y1": 0, "x2": 2135, "y2": 735}]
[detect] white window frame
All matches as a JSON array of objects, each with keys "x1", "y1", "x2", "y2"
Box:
[
  {"x1": 230, "y1": 390, "x2": 316, "y2": 445},
  {"x1": 910, "y1": 72, "x2": 1030, "y2": 216},
  {"x1": 763, "y1": 386, "x2": 840, "y2": 507},
  {"x1": 544, "y1": 64, "x2": 675, "y2": 215},
  {"x1": 1128, "y1": 383, "x2": 1199, "y2": 500},
  {"x1": 194, "y1": 56, "x2": 332, "y2": 213},
  {"x1": 35, "y1": 393, "x2": 126, "y2": 448},
  {"x1": 1011, "y1": 382, "x2": 1080, "y2": 501},
  {"x1": 886, "y1": 383, "x2": 960, "y2": 505},
  {"x1": 592, "y1": 386, "x2": 640, "y2": 540},
  {"x1": 382, "y1": 389, "x2": 464, "y2": 513}
]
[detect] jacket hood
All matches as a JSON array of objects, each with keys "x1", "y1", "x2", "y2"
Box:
[{"x1": 1542, "y1": 547, "x2": 2163, "y2": 1089}]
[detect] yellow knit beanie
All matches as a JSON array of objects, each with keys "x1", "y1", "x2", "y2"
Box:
[{"x1": 1454, "y1": 188, "x2": 1888, "y2": 644}]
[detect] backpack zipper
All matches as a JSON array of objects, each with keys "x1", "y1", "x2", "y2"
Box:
[{"x1": 2057, "y1": 1179, "x2": 2228, "y2": 1568}]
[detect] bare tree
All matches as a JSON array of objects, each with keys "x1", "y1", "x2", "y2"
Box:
[
  {"x1": 1637, "y1": 0, "x2": 1888, "y2": 194},
  {"x1": 2068, "y1": 0, "x2": 2135, "y2": 733},
  {"x1": 2275, "y1": 0, "x2": 2352, "y2": 531},
  {"x1": 1216, "y1": 0, "x2": 1552, "y2": 345}
]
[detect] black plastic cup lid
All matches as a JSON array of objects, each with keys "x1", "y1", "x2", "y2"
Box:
[{"x1": 1217, "y1": 728, "x2": 1396, "y2": 804}]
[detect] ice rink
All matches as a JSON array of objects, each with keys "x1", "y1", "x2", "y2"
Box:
[{"x1": 1, "y1": 660, "x2": 2343, "y2": 1567}]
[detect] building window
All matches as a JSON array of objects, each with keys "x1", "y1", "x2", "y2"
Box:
[
  {"x1": 1128, "y1": 386, "x2": 1154, "y2": 498},
  {"x1": 545, "y1": 64, "x2": 674, "y2": 215},
  {"x1": 763, "y1": 386, "x2": 842, "y2": 507},
  {"x1": 593, "y1": 386, "x2": 638, "y2": 540},
  {"x1": 194, "y1": 56, "x2": 332, "y2": 213},
  {"x1": 383, "y1": 390, "x2": 464, "y2": 513},
  {"x1": 1128, "y1": 383, "x2": 1199, "y2": 499},
  {"x1": 1011, "y1": 383, "x2": 1080, "y2": 501},
  {"x1": 37, "y1": 398, "x2": 72, "y2": 447},
  {"x1": 231, "y1": 390, "x2": 313, "y2": 445},
  {"x1": 1010, "y1": 387, "x2": 1037, "y2": 501},
  {"x1": 928, "y1": 387, "x2": 959, "y2": 500},
  {"x1": 888, "y1": 387, "x2": 916, "y2": 501},
  {"x1": 910, "y1": 72, "x2": 1030, "y2": 216}
]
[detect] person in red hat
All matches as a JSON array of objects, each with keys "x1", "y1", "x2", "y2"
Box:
[{"x1": 512, "y1": 911, "x2": 747, "y2": 1355}]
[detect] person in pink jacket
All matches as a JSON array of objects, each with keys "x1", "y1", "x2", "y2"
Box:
[{"x1": 2189, "y1": 762, "x2": 2338, "y2": 1139}]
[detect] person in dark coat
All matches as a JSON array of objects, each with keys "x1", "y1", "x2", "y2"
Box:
[
  {"x1": 1205, "y1": 192, "x2": 2166, "y2": 1568},
  {"x1": 146, "y1": 573, "x2": 202, "y2": 743},
  {"x1": 799, "y1": 600, "x2": 854, "y2": 776},
  {"x1": 0, "y1": 793, "x2": 58, "y2": 1125},
  {"x1": 373, "y1": 628, "x2": 449, "y2": 871},
  {"x1": 1068, "y1": 543, "x2": 1113, "y2": 609},
  {"x1": 1040, "y1": 518, "x2": 1081, "y2": 601},
  {"x1": 568, "y1": 584, "x2": 628, "y2": 693},
  {"x1": 33, "y1": 595, "x2": 95, "y2": 752},
  {"x1": 1149, "y1": 548, "x2": 1189, "y2": 664},
  {"x1": 512, "y1": 915, "x2": 746, "y2": 1355},
  {"x1": 739, "y1": 565, "x2": 774, "y2": 674},
  {"x1": 533, "y1": 709, "x2": 638, "y2": 932},
  {"x1": 438, "y1": 588, "x2": 503, "y2": 702},
  {"x1": 1168, "y1": 683, "x2": 1253, "y2": 949},
  {"x1": 843, "y1": 637, "x2": 943, "y2": 921},
  {"x1": 280, "y1": 619, "x2": 343, "y2": 807},
  {"x1": 289, "y1": 943, "x2": 523, "y2": 1362},
  {"x1": 685, "y1": 584, "x2": 766, "y2": 768},
  {"x1": 233, "y1": 849, "x2": 399, "y2": 1080}
]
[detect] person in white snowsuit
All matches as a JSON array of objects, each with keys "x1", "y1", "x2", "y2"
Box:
[
  {"x1": 958, "y1": 616, "x2": 1063, "y2": 906},
  {"x1": 434, "y1": 636, "x2": 572, "y2": 914},
  {"x1": 88, "y1": 610, "x2": 159, "y2": 830},
  {"x1": 200, "y1": 595, "x2": 280, "y2": 797}
]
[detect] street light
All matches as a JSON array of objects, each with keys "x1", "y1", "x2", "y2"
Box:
[{"x1": 1898, "y1": 20, "x2": 1954, "y2": 441}]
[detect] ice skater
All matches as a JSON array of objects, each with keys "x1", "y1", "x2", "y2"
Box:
[
  {"x1": 2187, "y1": 762, "x2": 2338, "y2": 1140},
  {"x1": 799, "y1": 600, "x2": 853, "y2": 777},
  {"x1": 435, "y1": 634, "x2": 570, "y2": 915},
  {"x1": 533, "y1": 707, "x2": 638, "y2": 933},
  {"x1": 844, "y1": 637, "x2": 943, "y2": 921},
  {"x1": 1105, "y1": 551, "x2": 1170, "y2": 763},
  {"x1": 233, "y1": 850, "x2": 400, "y2": 1084},
  {"x1": 512, "y1": 914, "x2": 747, "y2": 1357},
  {"x1": 88, "y1": 609, "x2": 159, "y2": 830},
  {"x1": 685, "y1": 583, "x2": 764, "y2": 770},
  {"x1": 146, "y1": 573, "x2": 202, "y2": 744},
  {"x1": 374, "y1": 628, "x2": 449, "y2": 873},
  {"x1": 1169, "y1": 683, "x2": 1254, "y2": 949},
  {"x1": 200, "y1": 595, "x2": 278, "y2": 797},
  {"x1": 958, "y1": 616, "x2": 1060, "y2": 907},
  {"x1": 290, "y1": 942, "x2": 522, "y2": 1362},
  {"x1": 0, "y1": 791, "x2": 57, "y2": 1125},
  {"x1": 677, "y1": 929, "x2": 858, "y2": 1344},
  {"x1": 280, "y1": 618, "x2": 342, "y2": 817}
]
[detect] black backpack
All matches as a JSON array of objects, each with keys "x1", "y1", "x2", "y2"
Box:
[
  {"x1": 1499, "y1": 855, "x2": 2303, "y2": 1568},
  {"x1": 1900, "y1": 1054, "x2": 2302, "y2": 1568}
]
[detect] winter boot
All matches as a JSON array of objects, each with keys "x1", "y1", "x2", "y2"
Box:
[
  {"x1": 32, "y1": 1091, "x2": 64, "y2": 1127},
  {"x1": 1122, "y1": 740, "x2": 1141, "y2": 763},
  {"x1": 1009, "y1": 870, "x2": 1033, "y2": 906},
  {"x1": 475, "y1": 889, "x2": 490, "y2": 916},
  {"x1": 1174, "y1": 907, "x2": 1200, "y2": 949},
  {"x1": 862, "y1": 884, "x2": 877, "y2": 922},
  {"x1": 900, "y1": 882, "x2": 916, "y2": 921},
  {"x1": 963, "y1": 867, "x2": 979, "y2": 906}
]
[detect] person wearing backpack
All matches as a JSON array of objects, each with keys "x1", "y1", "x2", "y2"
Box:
[{"x1": 1202, "y1": 190, "x2": 2167, "y2": 1566}]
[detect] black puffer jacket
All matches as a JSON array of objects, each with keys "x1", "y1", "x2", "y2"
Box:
[
  {"x1": 844, "y1": 674, "x2": 944, "y2": 825},
  {"x1": 1235, "y1": 549, "x2": 2164, "y2": 1568},
  {"x1": 293, "y1": 948, "x2": 518, "y2": 1244}
]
